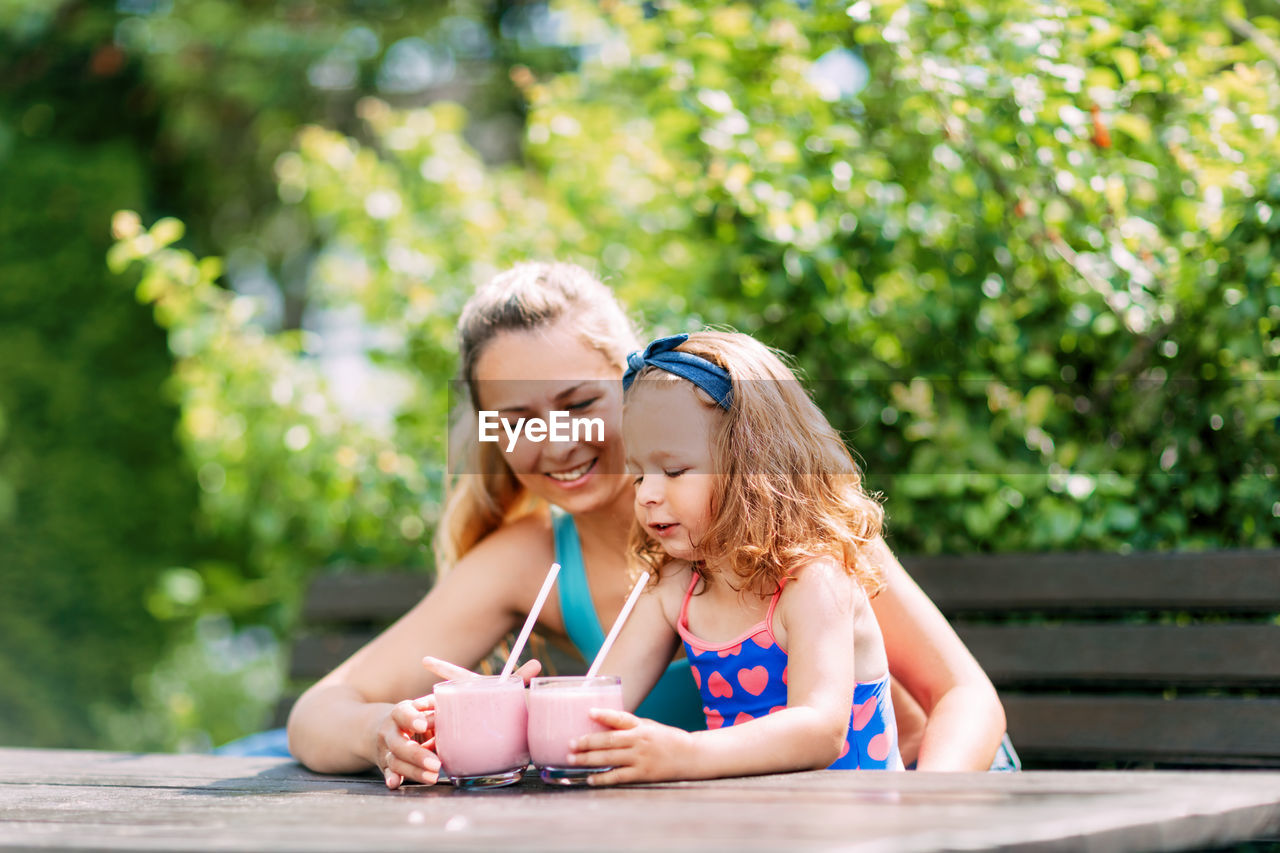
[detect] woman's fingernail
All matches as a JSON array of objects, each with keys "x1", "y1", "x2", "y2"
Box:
[{"x1": 412, "y1": 719, "x2": 428, "y2": 732}]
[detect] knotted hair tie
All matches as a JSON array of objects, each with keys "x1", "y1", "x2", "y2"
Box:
[{"x1": 622, "y1": 333, "x2": 733, "y2": 410}]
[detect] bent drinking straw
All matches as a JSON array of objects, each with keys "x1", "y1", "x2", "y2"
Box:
[
  {"x1": 500, "y1": 561, "x2": 562, "y2": 681},
  {"x1": 586, "y1": 571, "x2": 651, "y2": 678}
]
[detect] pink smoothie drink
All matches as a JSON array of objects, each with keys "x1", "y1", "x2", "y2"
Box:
[
  {"x1": 433, "y1": 675, "x2": 529, "y2": 788},
  {"x1": 528, "y1": 676, "x2": 623, "y2": 783}
]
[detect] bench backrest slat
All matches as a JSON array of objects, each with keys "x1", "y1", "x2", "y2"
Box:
[
  {"x1": 954, "y1": 624, "x2": 1280, "y2": 687},
  {"x1": 289, "y1": 632, "x2": 377, "y2": 681},
  {"x1": 902, "y1": 551, "x2": 1280, "y2": 613},
  {"x1": 302, "y1": 572, "x2": 433, "y2": 623},
  {"x1": 1003, "y1": 696, "x2": 1280, "y2": 765}
]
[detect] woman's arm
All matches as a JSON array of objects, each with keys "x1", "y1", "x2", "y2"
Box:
[
  {"x1": 286, "y1": 514, "x2": 555, "y2": 783},
  {"x1": 869, "y1": 537, "x2": 1007, "y2": 770}
]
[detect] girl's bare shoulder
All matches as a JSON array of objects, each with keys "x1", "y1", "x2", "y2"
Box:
[
  {"x1": 649, "y1": 560, "x2": 696, "y2": 619},
  {"x1": 781, "y1": 555, "x2": 866, "y2": 612}
]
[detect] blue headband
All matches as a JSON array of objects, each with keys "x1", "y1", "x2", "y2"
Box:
[{"x1": 622, "y1": 334, "x2": 733, "y2": 410}]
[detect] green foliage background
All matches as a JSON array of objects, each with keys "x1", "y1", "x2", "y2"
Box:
[{"x1": 3, "y1": 0, "x2": 1278, "y2": 751}]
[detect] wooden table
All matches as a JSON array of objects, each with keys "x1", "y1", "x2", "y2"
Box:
[{"x1": 3, "y1": 748, "x2": 1279, "y2": 851}]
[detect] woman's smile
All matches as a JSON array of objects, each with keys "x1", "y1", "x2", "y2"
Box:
[{"x1": 545, "y1": 457, "x2": 597, "y2": 484}]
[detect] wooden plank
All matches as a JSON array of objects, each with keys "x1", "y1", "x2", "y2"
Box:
[
  {"x1": 288, "y1": 631, "x2": 378, "y2": 679},
  {"x1": 288, "y1": 625, "x2": 373, "y2": 676},
  {"x1": 302, "y1": 572, "x2": 433, "y2": 623},
  {"x1": 1002, "y1": 695, "x2": 1280, "y2": 766},
  {"x1": 270, "y1": 694, "x2": 296, "y2": 728},
  {"x1": 289, "y1": 631, "x2": 589, "y2": 683},
  {"x1": 901, "y1": 550, "x2": 1280, "y2": 613},
  {"x1": 956, "y1": 623, "x2": 1280, "y2": 688}
]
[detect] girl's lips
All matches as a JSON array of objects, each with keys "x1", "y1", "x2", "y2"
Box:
[
  {"x1": 649, "y1": 522, "x2": 679, "y2": 538},
  {"x1": 543, "y1": 457, "x2": 597, "y2": 486}
]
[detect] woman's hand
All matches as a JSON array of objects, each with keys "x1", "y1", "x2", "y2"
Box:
[
  {"x1": 376, "y1": 696, "x2": 439, "y2": 789},
  {"x1": 374, "y1": 657, "x2": 543, "y2": 790},
  {"x1": 420, "y1": 655, "x2": 543, "y2": 686},
  {"x1": 568, "y1": 709, "x2": 694, "y2": 785}
]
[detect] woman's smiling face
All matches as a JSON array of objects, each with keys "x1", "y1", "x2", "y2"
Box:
[{"x1": 471, "y1": 319, "x2": 630, "y2": 516}]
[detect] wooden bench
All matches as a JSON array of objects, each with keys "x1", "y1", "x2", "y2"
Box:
[
  {"x1": 280, "y1": 550, "x2": 1280, "y2": 769},
  {"x1": 906, "y1": 549, "x2": 1280, "y2": 768}
]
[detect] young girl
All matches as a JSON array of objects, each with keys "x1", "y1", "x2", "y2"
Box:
[{"x1": 567, "y1": 331, "x2": 903, "y2": 783}]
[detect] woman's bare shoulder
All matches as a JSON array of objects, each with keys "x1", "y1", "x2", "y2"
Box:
[
  {"x1": 436, "y1": 510, "x2": 558, "y2": 612},
  {"x1": 451, "y1": 511, "x2": 554, "y2": 572}
]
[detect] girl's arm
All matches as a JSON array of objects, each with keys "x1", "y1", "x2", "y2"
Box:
[
  {"x1": 286, "y1": 514, "x2": 555, "y2": 785},
  {"x1": 572, "y1": 559, "x2": 856, "y2": 782},
  {"x1": 869, "y1": 537, "x2": 1007, "y2": 770},
  {"x1": 595, "y1": 569, "x2": 684, "y2": 711}
]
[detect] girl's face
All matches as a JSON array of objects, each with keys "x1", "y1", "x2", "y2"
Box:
[
  {"x1": 623, "y1": 380, "x2": 721, "y2": 563},
  {"x1": 472, "y1": 319, "x2": 630, "y2": 516}
]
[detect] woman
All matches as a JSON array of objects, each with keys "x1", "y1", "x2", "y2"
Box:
[{"x1": 286, "y1": 262, "x2": 1010, "y2": 784}]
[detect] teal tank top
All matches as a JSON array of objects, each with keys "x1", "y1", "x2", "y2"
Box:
[{"x1": 553, "y1": 512, "x2": 706, "y2": 732}]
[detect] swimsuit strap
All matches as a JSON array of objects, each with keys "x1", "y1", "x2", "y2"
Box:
[
  {"x1": 678, "y1": 570, "x2": 701, "y2": 629},
  {"x1": 679, "y1": 571, "x2": 789, "y2": 651},
  {"x1": 553, "y1": 511, "x2": 605, "y2": 658},
  {"x1": 763, "y1": 576, "x2": 790, "y2": 642}
]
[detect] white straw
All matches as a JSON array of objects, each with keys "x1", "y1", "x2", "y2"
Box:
[
  {"x1": 586, "y1": 571, "x2": 651, "y2": 678},
  {"x1": 500, "y1": 562, "x2": 561, "y2": 680}
]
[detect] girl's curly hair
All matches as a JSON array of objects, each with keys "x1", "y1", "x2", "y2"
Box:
[{"x1": 625, "y1": 331, "x2": 885, "y2": 596}]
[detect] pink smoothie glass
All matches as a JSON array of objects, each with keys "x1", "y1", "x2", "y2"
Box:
[
  {"x1": 433, "y1": 675, "x2": 529, "y2": 788},
  {"x1": 528, "y1": 675, "x2": 624, "y2": 786}
]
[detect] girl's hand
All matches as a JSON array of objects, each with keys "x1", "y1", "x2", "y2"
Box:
[
  {"x1": 568, "y1": 709, "x2": 694, "y2": 785},
  {"x1": 377, "y1": 696, "x2": 439, "y2": 789}
]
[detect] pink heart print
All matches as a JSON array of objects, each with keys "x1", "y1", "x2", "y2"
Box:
[
  {"x1": 691, "y1": 666, "x2": 701, "y2": 689},
  {"x1": 717, "y1": 644, "x2": 742, "y2": 658},
  {"x1": 708, "y1": 671, "x2": 733, "y2": 699},
  {"x1": 705, "y1": 707, "x2": 724, "y2": 729},
  {"x1": 737, "y1": 665, "x2": 769, "y2": 696},
  {"x1": 852, "y1": 696, "x2": 878, "y2": 731}
]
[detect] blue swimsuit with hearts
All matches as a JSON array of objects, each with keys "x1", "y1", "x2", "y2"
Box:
[{"x1": 676, "y1": 572, "x2": 903, "y2": 770}]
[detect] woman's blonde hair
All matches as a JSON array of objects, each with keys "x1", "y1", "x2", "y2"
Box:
[
  {"x1": 626, "y1": 331, "x2": 885, "y2": 595},
  {"x1": 435, "y1": 261, "x2": 641, "y2": 570}
]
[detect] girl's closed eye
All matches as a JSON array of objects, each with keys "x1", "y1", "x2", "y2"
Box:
[
  {"x1": 664, "y1": 468, "x2": 688, "y2": 478},
  {"x1": 566, "y1": 397, "x2": 599, "y2": 411}
]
